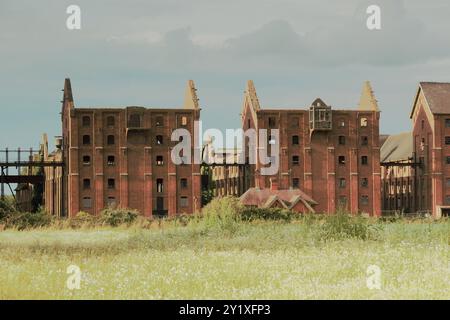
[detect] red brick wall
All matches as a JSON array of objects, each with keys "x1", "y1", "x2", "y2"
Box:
[{"x1": 244, "y1": 107, "x2": 381, "y2": 216}]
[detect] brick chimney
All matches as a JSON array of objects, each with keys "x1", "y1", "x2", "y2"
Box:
[{"x1": 270, "y1": 178, "x2": 278, "y2": 190}]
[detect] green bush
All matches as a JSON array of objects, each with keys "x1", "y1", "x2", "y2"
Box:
[
  {"x1": 0, "y1": 198, "x2": 17, "y2": 222},
  {"x1": 196, "y1": 196, "x2": 243, "y2": 235},
  {"x1": 100, "y1": 207, "x2": 139, "y2": 227},
  {"x1": 241, "y1": 207, "x2": 296, "y2": 222},
  {"x1": 316, "y1": 209, "x2": 381, "y2": 241},
  {"x1": 4, "y1": 209, "x2": 52, "y2": 230}
]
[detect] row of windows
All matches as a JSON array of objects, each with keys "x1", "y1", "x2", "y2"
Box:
[
  {"x1": 81, "y1": 196, "x2": 190, "y2": 209},
  {"x1": 81, "y1": 115, "x2": 189, "y2": 128},
  {"x1": 266, "y1": 116, "x2": 370, "y2": 128},
  {"x1": 81, "y1": 178, "x2": 189, "y2": 191},
  {"x1": 82, "y1": 155, "x2": 174, "y2": 166},
  {"x1": 269, "y1": 135, "x2": 369, "y2": 146},
  {"x1": 338, "y1": 195, "x2": 370, "y2": 206},
  {"x1": 338, "y1": 177, "x2": 369, "y2": 188},
  {"x1": 81, "y1": 134, "x2": 164, "y2": 146}
]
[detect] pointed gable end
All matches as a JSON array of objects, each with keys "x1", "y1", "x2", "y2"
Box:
[{"x1": 358, "y1": 81, "x2": 379, "y2": 112}]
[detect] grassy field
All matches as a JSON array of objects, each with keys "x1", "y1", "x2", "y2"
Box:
[{"x1": 0, "y1": 218, "x2": 448, "y2": 300}]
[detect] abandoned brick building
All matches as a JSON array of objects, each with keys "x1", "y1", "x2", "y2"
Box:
[
  {"x1": 380, "y1": 132, "x2": 414, "y2": 213},
  {"x1": 240, "y1": 80, "x2": 381, "y2": 216},
  {"x1": 10, "y1": 79, "x2": 450, "y2": 218},
  {"x1": 410, "y1": 82, "x2": 450, "y2": 217},
  {"x1": 51, "y1": 78, "x2": 202, "y2": 217}
]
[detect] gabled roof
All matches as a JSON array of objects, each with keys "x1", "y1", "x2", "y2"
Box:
[
  {"x1": 240, "y1": 187, "x2": 317, "y2": 212},
  {"x1": 380, "y1": 132, "x2": 413, "y2": 163},
  {"x1": 410, "y1": 82, "x2": 450, "y2": 118}
]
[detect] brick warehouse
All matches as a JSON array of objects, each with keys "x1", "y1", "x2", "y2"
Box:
[
  {"x1": 240, "y1": 80, "x2": 381, "y2": 216},
  {"x1": 410, "y1": 82, "x2": 450, "y2": 217},
  {"x1": 11, "y1": 79, "x2": 449, "y2": 218},
  {"x1": 57, "y1": 78, "x2": 202, "y2": 217}
]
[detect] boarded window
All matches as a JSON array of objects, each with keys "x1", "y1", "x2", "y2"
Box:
[
  {"x1": 180, "y1": 116, "x2": 188, "y2": 126},
  {"x1": 82, "y1": 197, "x2": 92, "y2": 209},
  {"x1": 339, "y1": 178, "x2": 346, "y2": 188},
  {"x1": 361, "y1": 195, "x2": 369, "y2": 205},
  {"x1": 180, "y1": 196, "x2": 188, "y2": 208},
  {"x1": 107, "y1": 197, "x2": 116, "y2": 207},
  {"x1": 361, "y1": 178, "x2": 369, "y2": 187}
]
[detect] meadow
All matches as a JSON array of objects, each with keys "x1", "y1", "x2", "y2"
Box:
[{"x1": 0, "y1": 215, "x2": 448, "y2": 300}]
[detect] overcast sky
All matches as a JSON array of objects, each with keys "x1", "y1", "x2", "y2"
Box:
[{"x1": 1, "y1": 0, "x2": 450, "y2": 149}]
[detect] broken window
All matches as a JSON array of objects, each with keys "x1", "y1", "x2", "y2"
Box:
[
  {"x1": 180, "y1": 178, "x2": 188, "y2": 189},
  {"x1": 338, "y1": 156, "x2": 346, "y2": 165},
  {"x1": 361, "y1": 155, "x2": 368, "y2": 165},
  {"x1": 107, "y1": 178, "x2": 115, "y2": 189},
  {"x1": 156, "y1": 155, "x2": 164, "y2": 166},
  {"x1": 128, "y1": 114, "x2": 141, "y2": 128},
  {"x1": 155, "y1": 116, "x2": 164, "y2": 127},
  {"x1": 82, "y1": 155, "x2": 91, "y2": 165},
  {"x1": 292, "y1": 155, "x2": 299, "y2": 165},
  {"x1": 339, "y1": 178, "x2": 346, "y2": 188},
  {"x1": 360, "y1": 117, "x2": 368, "y2": 127},
  {"x1": 156, "y1": 179, "x2": 164, "y2": 193},
  {"x1": 82, "y1": 116, "x2": 91, "y2": 127},
  {"x1": 107, "y1": 155, "x2": 115, "y2": 166},
  {"x1": 82, "y1": 135, "x2": 91, "y2": 145},
  {"x1": 292, "y1": 135, "x2": 299, "y2": 145},
  {"x1": 361, "y1": 136, "x2": 368, "y2": 146},
  {"x1": 107, "y1": 135, "x2": 115, "y2": 145},
  {"x1": 292, "y1": 178, "x2": 300, "y2": 189},
  {"x1": 156, "y1": 135, "x2": 163, "y2": 145},
  {"x1": 83, "y1": 179, "x2": 91, "y2": 190}
]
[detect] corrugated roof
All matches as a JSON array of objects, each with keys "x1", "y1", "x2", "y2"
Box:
[
  {"x1": 380, "y1": 132, "x2": 412, "y2": 163},
  {"x1": 418, "y1": 82, "x2": 450, "y2": 115}
]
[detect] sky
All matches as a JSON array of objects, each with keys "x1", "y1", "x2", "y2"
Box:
[{"x1": 1, "y1": 0, "x2": 450, "y2": 150}]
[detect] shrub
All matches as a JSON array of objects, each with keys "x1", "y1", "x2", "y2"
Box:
[
  {"x1": 100, "y1": 207, "x2": 139, "y2": 227},
  {"x1": 0, "y1": 198, "x2": 17, "y2": 222},
  {"x1": 4, "y1": 209, "x2": 52, "y2": 230},
  {"x1": 241, "y1": 207, "x2": 296, "y2": 222},
  {"x1": 316, "y1": 209, "x2": 381, "y2": 241},
  {"x1": 196, "y1": 196, "x2": 244, "y2": 235}
]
